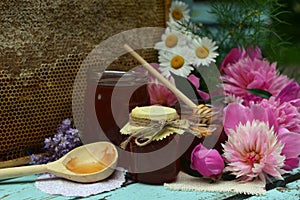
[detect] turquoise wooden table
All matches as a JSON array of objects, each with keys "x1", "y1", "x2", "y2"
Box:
[{"x1": 0, "y1": 167, "x2": 299, "y2": 200}]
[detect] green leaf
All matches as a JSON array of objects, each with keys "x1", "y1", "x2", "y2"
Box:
[
  {"x1": 246, "y1": 88, "x2": 272, "y2": 99},
  {"x1": 192, "y1": 69, "x2": 209, "y2": 94},
  {"x1": 221, "y1": 172, "x2": 236, "y2": 181},
  {"x1": 170, "y1": 72, "x2": 201, "y2": 103}
]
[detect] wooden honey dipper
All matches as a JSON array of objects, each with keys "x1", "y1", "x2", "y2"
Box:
[{"x1": 124, "y1": 44, "x2": 214, "y2": 137}]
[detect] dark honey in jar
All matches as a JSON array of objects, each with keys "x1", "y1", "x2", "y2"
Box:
[
  {"x1": 85, "y1": 69, "x2": 150, "y2": 146},
  {"x1": 120, "y1": 106, "x2": 182, "y2": 184}
]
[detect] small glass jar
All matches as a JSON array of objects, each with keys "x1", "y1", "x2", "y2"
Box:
[
  {"x1": 85, "y1": 68, "x2": 150, "y2": 146},
  {"x1": 120, "y1": 106, "x2": 181, "y2": 185},
  {"x1": 127, "y1": 134, "x2": 180, "y2": 185}
]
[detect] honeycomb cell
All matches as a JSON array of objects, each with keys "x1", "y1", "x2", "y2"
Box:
[{"x1": 0, "y1": 0, "x2": 165, "y2": 162}]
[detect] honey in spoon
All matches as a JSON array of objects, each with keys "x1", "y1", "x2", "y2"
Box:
[{"x1": 66, "y1": 157, "x2": 107, "y2": 174}]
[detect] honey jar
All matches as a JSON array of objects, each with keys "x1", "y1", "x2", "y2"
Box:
[
  {"x1": 120, "y1": 105, "x2": 189, "y2": 184},
  {"x1": 85, "y1": 68, "x2": 150, "y2": 145}
]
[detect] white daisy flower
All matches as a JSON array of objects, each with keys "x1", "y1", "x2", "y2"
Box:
[
  {"x1": 154, "y1": 27, "x2": 188, "y2": 51},
  {"x1": 169, "y1": 1, "x2": 190, "y2": 22},
  {"x1": 167, "y1": 19, "x2": 183, "y2": 32},
  {"x1": 190, "y1": 37, "x2": 219, "y2": 67},
  {"x1": 167, "y1": 21, "x2": 195, "y2": 46},
  {"x1": 158, "y1": 48, "x2": 193, "y2": 78},
  {"x1": 167, "y1": 17, "x2": 188, "y2": 33}
]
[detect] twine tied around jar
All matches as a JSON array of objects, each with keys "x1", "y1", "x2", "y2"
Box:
[
  {"x1": 120, "y1": 117, "x2": 217, "y2": 149},
  {"x1": 120, "y1": 116, "x2": 190, "y2": 149},
  {"x1": 119, "y1": 105, "x2": 217, "y2": 149}
]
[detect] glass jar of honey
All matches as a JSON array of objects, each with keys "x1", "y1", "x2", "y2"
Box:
[
  {"x1": 119, "y1": 106, "x2": 186, "y2": 184},
  {"x1": 85, "y1": 68, "x2": 150, "y2": 146}
]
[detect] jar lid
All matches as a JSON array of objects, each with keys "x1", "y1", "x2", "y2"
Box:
[
  {"x1": 130, "y1": 105, "x2": 179, "y2": 121},
  {"x1": 120, "y1": 105, "x2": 188, "y2": 142},
  {"x1": 87, "y1": 67, "x2": 148, "y2": 86}
]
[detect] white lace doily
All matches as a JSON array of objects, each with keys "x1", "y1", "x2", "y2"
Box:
[{"x1": 35, "y1": 168, "x2": 125, "y2": 197}]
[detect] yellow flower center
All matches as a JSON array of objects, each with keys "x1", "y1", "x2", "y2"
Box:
[
  {"x1": 165, "y1": 34, "x2": 178, "y2": 48},
  {"x1": 196, "y1": 46, "x2": 209, "y2": 59},
  {"x1": 171, "y1": 55, "x2": 185, "y2": 69},
  {"x1": 172, "y1": 9, "x2": 183, "y2": 20}
]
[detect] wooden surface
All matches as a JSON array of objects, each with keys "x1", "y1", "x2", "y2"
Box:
[{"x1": 0, "y1": 167, "x2": 299, "y2": 200}]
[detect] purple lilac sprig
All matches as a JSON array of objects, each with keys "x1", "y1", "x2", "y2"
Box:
[{"x1": 30, "y1": 118, "x2": 82, "y2": 165}]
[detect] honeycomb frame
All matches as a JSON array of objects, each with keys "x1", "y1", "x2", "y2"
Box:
[{"x1": 0, "y1": 0, "x2": 168, "y2": 163}]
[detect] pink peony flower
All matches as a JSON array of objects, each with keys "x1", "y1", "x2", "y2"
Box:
[
  {"x1": 259, "y1": 97, "x2": 300, "y2": 134},
  {"x1": 224, "y1": 103, "x2": 300, "y2": 171},
  {"x1": 220, "y1": 46, "x2": 246, "y2": 72},
  {"x1": 221, "y1": 58, "x2": 292, "y2": 105},
  {"x1": 222, "y1": 120, "x2": 286, "y2": 182},
  {"x1": 147, "y1": 63, "x2": 178, "y2": 106},
  {"x1": 276, "y1": 81, "x2": 300, "y2": 107},
  {"x1": 187, "y1": 74, "x2": 210, "y2": 101},
  {"x1": 190, "y1": 143, "x2": 224, "y2": 180},
  {"x1": 277, "y1": 131, "x2": 300, "y2": 171},
  {"x1": 247, "y1": 46, "x2": 263, "y2": 61},
  {"x1": 223, "y1": 103, "x2": 278, "y2": 135},
  {"x1": 220, "y1": 46, "x2": 262, "y2": 71}
]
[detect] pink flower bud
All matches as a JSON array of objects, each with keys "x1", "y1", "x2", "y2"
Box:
[{"x1": 190, "y1": 143, "x2": 224, "y2": 180}]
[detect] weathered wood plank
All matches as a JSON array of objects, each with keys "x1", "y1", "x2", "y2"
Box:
[
  {"x1": 247, "y1": 179, "x2": 300, "y2": 200},
  {"x1": 94, "y1": 182, "x2": 235, "y2": 200},
  {"x1": 0, "y1": 175, "x2": 62, "y2": 200},
  {"x1": 0, "y1": 170, "x2": 299, "y2": 200}
]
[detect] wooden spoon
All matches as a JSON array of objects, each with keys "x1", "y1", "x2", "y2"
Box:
[
  {"x1": 124, "y1": 44, "x2": 198, "y2": 109},
  {"x1": 123, "y1": 44, "x2": 215, "y2": 127},
  {"x1": 0, "y1": 141, "x2": 118, "y2": 183}
]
